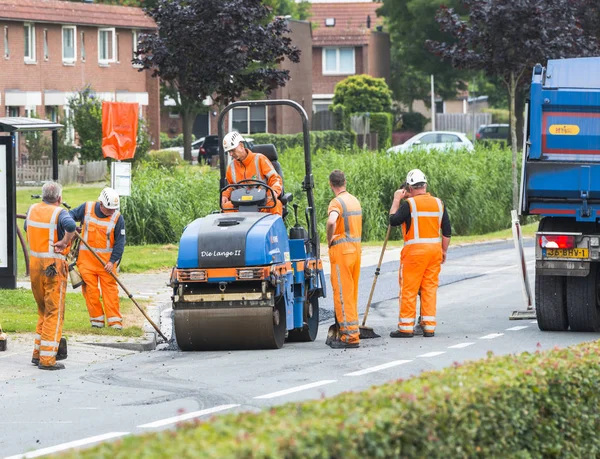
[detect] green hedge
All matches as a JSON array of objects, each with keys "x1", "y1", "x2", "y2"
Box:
[
  {"x1": 122, "y1": 144, "x2": 514, "y2": 244},
  {"x1": 398, "y1": 112, "x2": 429, "y2": 132},
  {"x1": 146, "y1": 149, "x2": 182, "y2": 168},
  {"x1": 68, "y1": 341, "x2": 600, "y2": 458},
  {"x1": 369, "y1": 112, "x2": 393, "y2": 149},
  {"x1": 251, "y1": 131, "x2": 355, "y2": 154}
]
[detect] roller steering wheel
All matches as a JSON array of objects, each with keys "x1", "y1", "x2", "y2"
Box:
[{"x1": 220, "y1": 179, "x2": 277, "y2": 211}]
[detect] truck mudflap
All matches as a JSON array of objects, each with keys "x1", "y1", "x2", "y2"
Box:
[{"x1": 535, "y1": 231, "x2": 599, "y2": 276}]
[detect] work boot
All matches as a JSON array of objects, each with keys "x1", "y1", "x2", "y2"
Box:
[
  {"x1": 57, "y1": 338, "x2": 67, "y2": 360},
  {"x1": 328, "y1": 340, "x2": 359, "y2": 349},
  {"x1": 38, "y1": 362, "x2": 65, "y2": 371},
  {"x1": 423, "y1": 331, "x2": 435, "y2": 338},
  {"x1": 31, "y1": 358, "x2": 39, "y2": 366},
  {"x1": 390, "y1": 330, "x2": 414, "y2": 338}
]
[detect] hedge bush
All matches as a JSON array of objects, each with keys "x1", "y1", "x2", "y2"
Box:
[
  {"x1": 369, "y1": 112, "x2": 393, "y2": 149},
  {"x1": 146, "y1": 149, "x2": 183, "y2": 168},
  {"x1": 159, "y1": 132, "x2": 195, "y2": 149},
  {"x1": 251, "y1": 131, "x2": 355, "y2": 154},
  {"x1": 398, "y1": 112, "x2": 429, "y2": 133},
  {"x1": 69, "y1": 341, "x2": 600, "y2": 458}
]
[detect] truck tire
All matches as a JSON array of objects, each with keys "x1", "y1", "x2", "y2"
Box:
[
  {"x1": 566, "y1": 264, "x2": 600, "y2": 332},
  {"x1": 535, "y1": 273, "x2": 568, "y2": 331}
]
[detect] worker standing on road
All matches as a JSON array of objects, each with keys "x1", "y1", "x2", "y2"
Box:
[
  {"x1": 70, "y1": 188, "x2": 126, "y2": 329},
  {"x1": 25, "y1": 182, "x2": 76, "y2": 370},
  {"x1": 389, "y1": 169, "x2": 451, "y2": 338},
  {"x1": 221, "y1": 131, "x2": 283, "y2": 216},
  {"x1": 326, "y1": 170, "x2": 362, "y2": 349}
]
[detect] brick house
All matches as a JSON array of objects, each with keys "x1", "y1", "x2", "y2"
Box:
[
  {"x1": 0, "y1": 0, "x2": 160, "y2": 160},
  {"x1": 308, "y1": 0, "x2": 390, "y2": 114}
]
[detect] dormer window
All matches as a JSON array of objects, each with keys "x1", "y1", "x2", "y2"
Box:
[{"x1": 325, "y1": 18, "x2": 335, "y2": 27}]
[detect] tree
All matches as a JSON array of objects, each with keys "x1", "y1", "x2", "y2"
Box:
[
  {"x1": 331, "y1": 75, "x2": 393, "y2": 115},
  {"x1": 427, "y1": 0, "x2": 599, "y2": 210},
  {"x1": 68, "y1": 86, "x2": 103, "y2": 162},
  {"x1": 135, "y1": 0, "x2": 300, "y2": 161}
]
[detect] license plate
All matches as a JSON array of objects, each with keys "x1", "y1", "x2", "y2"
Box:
[{"x1": 544, "y1": 248, "x2": 589, "y2": 259}]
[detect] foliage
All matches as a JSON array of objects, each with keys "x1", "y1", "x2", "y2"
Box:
[
  {"x1": 123, "y1": 144, "x2": 514, "y2": 244},
  {"x1": 262, "y1": 0, "x2": 311, "y2": 20},
  {"x1": 484, "y1": 108, "x2": 509, "y2": 124},
  {"x1": 251, "y1": 131, "x2": 355, "y2": 154},
  {"x1": 146, "y1": 149, "x2": 182, "y2": 168},
  {"x1": 159, "y1": 132, "x2": 196, "y2": 149},
  {"x1": 136, "y1": 0, "x2": 301, "y2": 161},
  {"x1": 398, "y1": 112, "x2": 428, "y2": 133},
  {"x1": 368, "y1": 112, "x2": 393, "y2": 149},
  {"x1": 427, "y1": 0, "x2": 600, "y2": 209},
  {"x1": 68, "y1": 340, "x2": 600, "y2": 458},
  {"x1": 331, "y1": 75, "x2": 392, "y2": 115},
  {"x1": 23, "y1": 121, "x2": 77, "y2": 163},
  {"x1": 67, "y1": 86, "x2": 103, "y2": 162}
]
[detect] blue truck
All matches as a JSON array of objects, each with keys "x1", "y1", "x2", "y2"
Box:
[{"x1": 520, "y1": 57, "x2": 600, "y2": 332}]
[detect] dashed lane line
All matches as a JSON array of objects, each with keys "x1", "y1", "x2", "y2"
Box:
[
  {"x1": 418, "y1": 351, "x2": 446, "y2": 358},
  {"x1": 254, "y1": 380, "x2": 337, "y2": 399},
  {"x1": 4, "y1": 432, "x2": 129, "y2": 459},
  {"x1": 447, "y1": 342, "x2": 475, "y2": 349},
  {"x1": 506, "y1": 326, "x2": 529, "y2": 331},
  {"x1": 479, "y1": 333, "x2": 505, "y2": 340},
  {"x1": 138, "y1": 404, "x2": 240, "y2": 428},
  {"x1": 345, "y1": 360, "x2": 412, "y2": 377}
]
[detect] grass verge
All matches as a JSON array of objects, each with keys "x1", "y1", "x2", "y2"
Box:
[{"x1": 0, "y1": 288, "x2": 144, "y2": 336}]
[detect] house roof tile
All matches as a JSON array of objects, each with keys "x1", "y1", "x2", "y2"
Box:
[
  {"x1": 310, "y1": 2, "x2": 384, "y2": 46},
  {"x1": 0, "y1": 0, "x2": 156, "y2": 29}
]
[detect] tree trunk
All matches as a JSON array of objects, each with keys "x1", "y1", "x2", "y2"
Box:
[
  {"x1": 181, "y1": 108, "x2": 194, "y2": 162},
  {"x1": 508, "y1": 72, "x2": 519, "y2": 211},
  {"x1": 515, "y1": 86, "x2": 527, "y2": 151}
]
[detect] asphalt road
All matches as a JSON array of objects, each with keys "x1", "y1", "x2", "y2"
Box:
[{"x1": 3, "y1": 241, "x2": 600, "y2": 459}]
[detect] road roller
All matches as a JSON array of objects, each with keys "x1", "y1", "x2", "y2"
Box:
[{"x1": 171, "y1": 100, "x2": 326, "y2": 350}]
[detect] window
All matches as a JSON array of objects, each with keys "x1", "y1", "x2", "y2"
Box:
[
  {"x1": 24, "y1": 23, "x2": 35, "y2": 62},
  {"x1": 43, "y1": 29, "x2": 48, "y2": 60},
  {"x1": 80, "y1": 31, "x2": 86, "y2": 61},
  {"x1": 4, "y1": 26, "x2": 8, "y2": 59},
  {"x1": 313, "y1": 102, "x2": 331, "y2": 113},
  {"x1": 46, "y1": 106, "x2": 58, "y2": 122},
  {"x1": 7, "y1": 106, "x2": 19, "y2": 117},
  {"x1": 418, "y1": 134, "x2": 438, "y2": 144},
  {"x1": 98, "y1": 28, "x2": 116, "y2": 64},
  {"x1": 132, "y1": 30, "x2": 137, "y2": 60},
  {"x1": 439, "y1": 134, "x2": 460, "y2": 143},
  {"x1": 232, "y1": 106, "x2": 267, "y2": 134},
  {"x1": 62, "y1": 26, "x2": 76, "y2": 63},
  {"x1": 322, "y1": 47, "x2": 355, "y2": 75},
  {"x1": 25, "y1": 107, "x2": 36, "y2": 118},
  {"x1": 115, "y1": 32, "x2": 120, "y2": 63},
  {"x1": 434, "y1": 101, "x2": 444, "y2": 115}
]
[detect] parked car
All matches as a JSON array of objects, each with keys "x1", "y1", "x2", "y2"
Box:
[
  {"x1": 387, "y1": 131, "x2": 474, "y2": 154},
  {"x1": 476, "y1": 124, "x2": 509, "y2": 142}
]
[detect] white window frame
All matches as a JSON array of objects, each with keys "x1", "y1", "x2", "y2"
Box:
[
  {"x1": 4, "y1": 26, "x2": 9, "y2": 59},
  {"x1": 62, "y1": 26, "x2": 76, "y2": 64},
  {"x1": 43, "y1": 29, "x2": 48, "y2": 61},
  {"x1": 80, "y1": 31, "x2": 86, "y2": 62},
  {"x1": 322, "y1": 47, "x2": 355, "y2": 76},
  {"x1": 98, "y1": 27, "x2": 116, "y2": 64},
  {"x1": 24, "y1": 23, "x2": 36, "y2": 63},
  {"x1": 230, "y1": 106, "x2": 268, "y2": 135}
]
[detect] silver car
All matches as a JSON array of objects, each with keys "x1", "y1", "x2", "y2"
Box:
[{"x1": 387, "y1": 131, "x2": 474, "y2": 153}]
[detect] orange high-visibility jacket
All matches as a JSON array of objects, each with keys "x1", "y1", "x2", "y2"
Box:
[
  {"x1": 402, "y1": 194, "x2": 444, "y2": 246},
  {"x1": 328, "y1": 191, "x2": 362, "y2": 247},
  {"x1": 223, "y1": 149, "x2": 282, "y2": 201},
  {"x1": 79, "y1": 201, "x2": 121, "y2": 264},
  {"x1": 26, "y1": 203, "x2": 70, "y2": 260}
]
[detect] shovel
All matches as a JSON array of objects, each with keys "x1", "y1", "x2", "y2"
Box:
[{"x1": 358, "y1": 225, "x2": 391, "y2": 339}]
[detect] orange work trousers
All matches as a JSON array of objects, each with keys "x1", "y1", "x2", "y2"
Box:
[
  {"x1": 330, "y1": 243, "x2": 361, "y2": 344},
  {"x1": 77, "y1": 260, "x2": 122, "y2": 329},
  {"x1": 398, "y1": 244, "x2": 442, "y2": 334},
  {"x1": 31, "y1": 258, "x2": 68, "y2": 367}
]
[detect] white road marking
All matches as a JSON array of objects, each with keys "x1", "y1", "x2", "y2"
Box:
[
  {"x1": 254, "y1": 380, "x2": 337, "y2": 399},
  {"x1": 345, "y1": 360, "x2": 412, "y2": 376},
  {"x1": 71, "y1": 407, "x2": 99, "y2": 410},
  {"x1": 138, "y1": 404, "x2": 239, "y2": 428},
  {"x1": 418, "y1": 351, "x2": 446, "y2": 358},
  {"x1": 5, "y1": 432, "x2": 129, "y2": 459},
  {"x1": 479, "y1": 333, "x2": 504, "y2": 340},
  {"x1": 506, "y1": 326, "x2": 529, "y2": 331},
  {"x1": 481, "y1": 259, "x2": 534, "y2": 276},
  {"x1": 447, "y1": 342, "x2": 475, "y2": 349}
]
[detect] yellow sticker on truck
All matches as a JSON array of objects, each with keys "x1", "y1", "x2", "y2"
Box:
[{"x1": 549, "y1": 124, "x2": 580, "y2": 135}]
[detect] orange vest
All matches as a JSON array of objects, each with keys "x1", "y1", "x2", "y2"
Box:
[
  {"x1": 402, "y1": 194, "x2": 444, "y2": 246},
  {"x1": 330, "y1": 192, "x2": 362, "y2": 247},
  {"x1": 79, "y1": 201, "x2": 121, "y2": 264},
  {"x1": 25, "y1": 203, "x2": 69, "y2": 260}
]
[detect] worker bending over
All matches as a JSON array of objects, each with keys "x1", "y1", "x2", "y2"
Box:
[
  {"x1": 70, "y1": 187, "x2": 126, "y2": 329},
  {"x1": 221, "y1": 131, "x2": 283, "y2": 215},
  {"x1": 326, "y1": 170, "x2": 362, "y2": 349},
  {"x1": 25, "y1": 182, "x2": 76, "y2": 370},
  {"x1": 389, "y1": 169, "x2": 451, "y2": 338}
]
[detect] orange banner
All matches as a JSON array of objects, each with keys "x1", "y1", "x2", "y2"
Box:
[{"x1": 101, "y1": 102, "x2": 139, "y2": 160}]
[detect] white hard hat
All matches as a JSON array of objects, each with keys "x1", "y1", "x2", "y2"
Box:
[
  {"x1": 223, "y1": 131, "x2": 245, "y2": 152},
  {"x1": 98, "y1": 187, "x2": 120, "y2": 210},
  {"x1": 406, "y1": 169, "x2": 427, "y2": 186}
]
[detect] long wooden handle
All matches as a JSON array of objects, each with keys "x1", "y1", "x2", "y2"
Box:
[
  {"x1": 362, "y1": 225, "x2": 392, "y2": 326},
  {"x1": 74, "y1": 232, "x2": 168, "y2": 342}
]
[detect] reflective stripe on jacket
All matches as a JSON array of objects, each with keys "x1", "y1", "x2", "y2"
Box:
[
  {"x1": 402, "y1": 194, "x2": 443, "y2": 246},
  {"x1": 25, "y1": 203, "x2": 68, "y2": 260},
  {"x1": 330, "y1": 192, "x2": 362, "y2": 247},
  {"x1": 79, "y1": 201, "x2": 120, "y2": 259}
]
